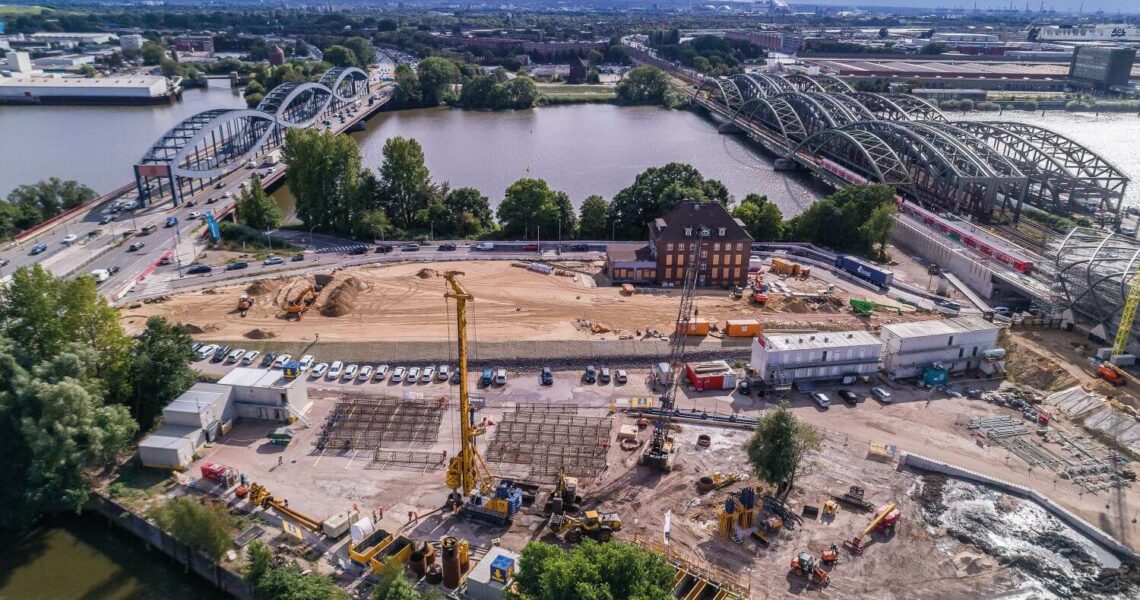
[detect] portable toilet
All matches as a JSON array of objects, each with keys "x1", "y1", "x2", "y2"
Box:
[
  {"x1": 921, "y1": 363, "x2": 949, "y2": 387},
  {"x1": 283, "y1": 360, "x2": 302, "y2": 380}
]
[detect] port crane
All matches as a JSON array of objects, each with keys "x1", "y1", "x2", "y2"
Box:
[
  {"x1": 641, "y1": 225, "x2": 706, "y2": 471},
  {"x1": 441, "y1": 272, "x2": 526, "y2": 525}
]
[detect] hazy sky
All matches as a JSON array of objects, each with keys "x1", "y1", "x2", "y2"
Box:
[{"x1": 799, "y1": 0, "x2": 1138, "y2": 13}]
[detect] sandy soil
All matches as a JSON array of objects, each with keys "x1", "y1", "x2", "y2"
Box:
[{"x1": 119, "y1": 260, "x2": 936, "y2": 343}]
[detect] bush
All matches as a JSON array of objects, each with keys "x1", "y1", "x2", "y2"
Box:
[
  {"x1": 939, "y1": 99, "x2": 960, "y2": 110},
  {"x1": 958, "y1": 99, "x2": 975, "y2": 112},
  {"x1": 149, "y1": 497, "x2": 237, "y2": 560},
  {"x1": 1020, "y1": 100, "x2": 1038, "y2": 111},
  {"x1": 975, "y1": 101, "x2": 1001, "y2": 112}
]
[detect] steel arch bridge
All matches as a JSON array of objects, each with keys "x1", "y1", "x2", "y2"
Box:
[
  {"x1": 691, "y1": 73, "x2": 1127, "y2": 223},
  {"x1": 134, "y1": 66, "x2": 370, "y2": 206}
]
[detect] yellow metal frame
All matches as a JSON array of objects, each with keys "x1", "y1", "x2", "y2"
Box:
[
  {"x1": 443, "y1": 273, "x2": 494, "y2": 497},
  {"x1": 1114, "y1": 273, "x2": 1140, "y2": 356}
]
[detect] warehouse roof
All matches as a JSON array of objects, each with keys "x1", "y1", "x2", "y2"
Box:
[
  {"x1": 758, "y1": 330, "x2": 882, "y2": 352},
  {"x1": 218, "y1": 367, "x2": 295, "y2": 389},
  {"x1": 165, "y1": 382, "x2": 231, "y2": 415},
  {"x1": 0, "y1": 75, "x2": 166, "y2": 89},
  {"x1": 880, "y1": 317, "x2": 997, "y2": 339},
  {"x1": 139, "y1": 425, "x2": 201, "y2": 450}
]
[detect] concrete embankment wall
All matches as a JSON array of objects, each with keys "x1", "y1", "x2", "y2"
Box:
[
  {"x1": 199, "y1": 337, "x2": 755, "y2": 369},
  {"x1": 892, "y1": 216, "x2": 995, "y2": 298},
  {"x1": 86, "y1": 493, "x2": 254, "y2": 599},
  {"x1": 900, "y1": 451, "x2": 1139, "y2": 562}
]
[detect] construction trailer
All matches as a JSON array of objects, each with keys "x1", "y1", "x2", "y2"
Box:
[
  {"x1": 218, "y1": 367, "x2": 308, "y2": 422},
  {"x1": 686, "y1": 360, "x2": 738, "y2": 391},
  {"x1": 750, "y1": 331, "x2": 884, "y2": 385},
  {"x1": 879, "y1": 317, "x2": 999, "y2": 380},
  {"x1": 138, "y1": 425, "x2": 206, "y2": 469},
  {"x1": 724, "y1": 319, "x2": 762, "y2": 337}
]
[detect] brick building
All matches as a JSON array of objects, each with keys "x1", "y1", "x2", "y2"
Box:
[{"x1": 606, "y1": 201, "x2": 752, "y2": 288}]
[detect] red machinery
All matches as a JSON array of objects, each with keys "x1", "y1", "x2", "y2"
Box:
[
  {"x1": 844, "y1": 502, "x2": 900, "y2": 555},
  {"x1": 200, "y1": 462, "x2": 237, "y2": 486}
]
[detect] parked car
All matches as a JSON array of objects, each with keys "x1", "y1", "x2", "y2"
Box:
[
  {"x1": 837, "y1": 389, "x2": 860, "y2": 405},
  {"x1": 599, "y1": 367, "x2": 611, "y2": 384},
  {"x1": 225, "y1": 348, "x2": 246, "y2": 364},
  {"x1": 451, "y1": 370, "x2": 461, "y2": 384},
  {"x1": 327, "y1": 361, "x2": 344, "y2": 380},
  {"x1": 584, "y1": 365, "x2": 597, "y2": 383},
  {"x1": 242, "y1": 350, "x2": 261, "y2": 365},
  {"x1": 186, "y1": 264, "x2": 212, "y2": 274},
  {"x1": 260, "y1": 352, "x2": 276, "y2": 368},
  {"x1": 359, "y1": 365, "x2": 373, "y2": 381},
  {"x1": 392, "y1": 366, "x2": 406, "y2": 382},
  {"x1": 264, "y1": 255, "x2": 284, "y2": 266},
  {"x1": 196, "y1": 344, "x2": 218, "y2": 360},
  {"x1": 438, "y1": 243, "x2": 456, "y2": 251},
  {"x1": 374, "y1": 365, "x2": 390, "y2": 381},
  {"x1": 128, "y1": 242, "x2": 145, "y2": 252},
  {"x1": 211, "y1": 345, "x2": 231, "y2": 363},
  {"x1": 311, "y1": 363, "x2": 329, "y2": 378},
  {"x1": 494, "y1": 368, "x2": 507, "y2": 385},
  {"x1": 811, "y1": 392, "x2": 831, "y2": 409},
  {"x1": 541, "y1": 367, "x2": 553, "y2": 386},
  {"x1": 870, "y1": 386, "x2": 893, "y2": 403},
  {"x1": 480, "y1": 368, "x2": 494, "y2": 387},
  {"x1": 421, "y1": 366, "x2": 435, "y2": 382},
  {"x1": 341, "y1": 364, "x2": 358, "y2": 380},
  {"x1": 437, "y1": 365, "x2": 450, "y2": 381},
  {"x1": 408, "y1": 367, "x2": 421, "y2": 382},
  {"x1": 225, "y1": 262, "x2": 248, "y2": 271},
  {"x1": 737, "y1": 379, "x2": 751, "y2": 395},
  {"x1": 298, "y1": 355, "x2": 315, "y2": 371},
  {"x1": 615, "y1": 369, "x2": 628, "y2": 384},
  {"x1": 273, "y1": 353, "x2": 292, "y2": 368}
]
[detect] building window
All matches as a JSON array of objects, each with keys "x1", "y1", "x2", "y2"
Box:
[
  {"x1": 711, "y1": 267, "x2": 719, "y2": 279},
  {"x1": 700, "y1": 251, "x2": 708, "y2": 259},
  {"x1": 734, "y1": 267, "x2": 741, "y2": 279},
  {"x1": 972, "y1": 347, "x2": 978, "y2": 357},
  {"x1": 666, "y1": 243, "x2": 673, "y2": 251},
  {"x1": 735, "y1": 254, "x2": 742, "y2": 265},
  {"x1": 690, "y1": 243, "x2": 696, "y2": 251},
  {"x1": 684, "y1": 227, "x2": 692, "y2": 237},
  {"x1": 713, "y1": 243, "x2": 721, "y2": 251},
  {"x1": 712, "y1": 254, "x2": 720, "y2": 265},
  {"x1": 677, "y1": 254, "x2": 684, "y2": 266},
  {"x1": 665, "y1": 255, "x2": 673, "y2": 266},
  {"x1": 736, "y1": 243, "x2": 743, "y2": 251},
  {"x1": 719, "y1": 228, "x2": 726, "y2": 236},
  {"x1": 665, "y1": 268, "x2": 673, "y2": 279},
  {"x1": 958, "y1": 348, "x2": 964, "y2": 358},
  {"x1": 948, "y1": 335, "x2": 955, "y2": 346}
]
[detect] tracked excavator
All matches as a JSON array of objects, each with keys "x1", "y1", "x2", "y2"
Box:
[{"x1": 283, "y1": 285, "x2": 317, "y2": 320}]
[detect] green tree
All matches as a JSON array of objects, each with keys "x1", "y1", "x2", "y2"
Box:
[
  {"x1": 378, "y1": 136, "x2": 434, "y2": 230},
  {"x1": 786, "y1": 184, "x2": 896, "y2": 253},
  {"x1": 245, "y1": 540, "x2": 349, "y2": 600},
  {"x1": 0, "y1": 340, "x2": 137, "y2": 528},
  {"x1": 745, "y1": 401, "x2": 821, "y2": 500},
  {"x1": 79, "y1": 64, "x2": 97, "y2": 78},
  {"x1": 342, "y1": 37, "x2": 375, "y2": 66},
  {"x1": 235, "y1": 174, "x2": 282, "y2": 230},
  {"x1": 444, "y1": 187, "x2": 494, "y2": 237},
  {"x1": 372, "y1": 559, "x2": 426, "y2": 600},
  {"x1": 497, "y1": 179, "x2": 576, "y2": 239},
  {"x1": 515, "y1": 540, "x2": 674, "y2": 600},
  {"x1": 128, "y1": 317, "x2": 195, "y2": 431},
  {"x1": 323, "y1": 44, "x2": 359, "y2": 68},
  {"x1": 394, "y1": 63, "x2": 423, "y2": 107},
  {"x1": 732, "y1": 194, "x2": 783, "y2": 241},
  {"x1": 860, "y1": 201, "x2": 897, "y2": 260},
  {"x1": 140, "y1": 41, "x2": 166, "y2": 65},
  {"x1": 150, "y1": 497, "x2": 237, "y2": 560},
  {"x1": 609, "y1": 163, "x2": 731, "y2": 239},
  {"x1": 0, "y1": 201, "x2": 24, "y2": 239},
  {"x1": 417, "y1": 56, "x2": 461, "y2": 106},
  {"x1": 7, "y1": 177, "x2": 96, "y2": 229},
  {"x1": 616, "y1": 65, "x2": 673, "y2": 107},
  {"x1": 578, "y1": 194, "x2": 610, "y2": 240},
  {"x1": 283, "y1": 128, "x2": 363, "y2": 237},
  {"x1": 490, "y1": 76, "x2": 538, "y2": 109}
]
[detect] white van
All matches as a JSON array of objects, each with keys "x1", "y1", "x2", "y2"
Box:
[
  {"x1": 90, "y1": 269, "x2": 110, "y2": 283},
  {"x1": 474, "y1": 242, "x2": 494, "y2": 251}
]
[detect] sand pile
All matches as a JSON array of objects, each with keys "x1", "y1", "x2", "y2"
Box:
[
  {"x1": 182, "y1": 323, "x2": 206, "y2": 334},
  {"x1": 416, "y1": 268, "x2": 439, "y2": 279},
  {"x1": 245, "y1": 328, "x2": 277, "y2": 339},
  {"x1": 781, "y1": 298, "x2": 811, "y2": 314},
  {"x1": 274, "y1": 278, "x2": 317, "y2": 308},
  {"x1": 246, "y1": 279, "x2": 281, "y2": 296},
  {"x1": 320, "y1": 276, "x2": 366, "y2": 317}
]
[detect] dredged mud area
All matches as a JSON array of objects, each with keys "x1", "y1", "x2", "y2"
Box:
[{"x1": 916, "y1": 474, "x2": 1140, "y2": 599}]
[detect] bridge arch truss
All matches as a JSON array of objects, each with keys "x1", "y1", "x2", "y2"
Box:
[{"x1": 134, "y1": 67, "x2": 371, "y2": 206}]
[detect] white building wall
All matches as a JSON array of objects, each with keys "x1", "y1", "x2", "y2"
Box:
[
  {"x1": 881, "y1": 319, "x2": 999, "y2": 379},
  {"x1": 751, "y1": 334, "x2": 884, "y2": 382}
]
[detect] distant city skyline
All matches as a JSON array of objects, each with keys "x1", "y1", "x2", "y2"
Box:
[{"x1": 793, "y1": 0, "x2": 1138, "y2": 13}]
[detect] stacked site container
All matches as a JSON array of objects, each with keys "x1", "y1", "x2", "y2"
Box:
[
  {"x1": 750, "y1": 331, "x2": 884, "y2": 383},
  {"x1": 879, "y1": 317, "x2": 999, "y2": 379}
]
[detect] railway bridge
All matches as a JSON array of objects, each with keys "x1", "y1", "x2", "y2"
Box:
[
  {"x1": 133, "y1": 66, "x2": 376, "y2": 206},
  {"x1": 683, "y1": 70, "x2": 1127, "y2": 225}
]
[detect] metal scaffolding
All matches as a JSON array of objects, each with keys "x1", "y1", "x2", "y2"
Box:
[
  {"x1": 1052, "y1": 227, "x2": 1140, "y2": 347},
  {"x1": 315, "y1": 393, "x2": 445, "y2": 453},
  {"x1": 485, "y1": 404, "x2": 612, "y2": 480}
]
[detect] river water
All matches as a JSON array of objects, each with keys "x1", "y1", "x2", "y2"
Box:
[
  {"x1": 0, "y1": 81, "x2": 247, "y2": 199},
  {"x1": 0, "y1": 515, "x2": 225, "y2": 600}
]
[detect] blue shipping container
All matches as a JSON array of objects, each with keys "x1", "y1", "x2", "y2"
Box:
[{"x1": 834, "y1": 255, "x2": 894, "y2": 287}]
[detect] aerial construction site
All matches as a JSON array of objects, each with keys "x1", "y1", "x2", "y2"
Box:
[{"x1": 114, "y1": 219, "x2": 1140, "y2": 599}]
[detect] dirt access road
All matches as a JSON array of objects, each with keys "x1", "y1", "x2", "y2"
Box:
[{"x1": 119, "y1": 260, "x2": 935, "y2": 343}]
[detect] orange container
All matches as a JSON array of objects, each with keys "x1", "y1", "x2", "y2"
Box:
[
  {"x1": 678, "y1": 318, "x2": 711, "y2": 335},
  {"x1": 725, "y1": 319, "x2": 762, "y2": 337}
]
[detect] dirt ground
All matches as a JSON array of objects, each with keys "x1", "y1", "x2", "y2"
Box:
[{"x1": 119, "y1": 260, "x2": 938, "y2": 343}]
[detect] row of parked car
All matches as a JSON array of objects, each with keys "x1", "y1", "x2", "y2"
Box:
[{"x1": 808, "y1": 386, "x2": 893, "y2": 409}]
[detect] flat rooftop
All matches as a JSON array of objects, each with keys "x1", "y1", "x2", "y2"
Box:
[
  {"x1": 758, "y1": 330, "x2": 883, "y2": 351},
  {"x1": 0, "y1": 75, "x2": 167, "y2": 88},
  {"x1": 218, "y1": 366, "x2": 296, "y2": 389},
  {"x1": 881, "y1": 317, "x2": 997, "y2": 339}
]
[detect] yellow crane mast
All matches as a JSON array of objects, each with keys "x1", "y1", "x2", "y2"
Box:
[{"x1": 1113, "y1": 271, "x2": 1140, "y2": 357}]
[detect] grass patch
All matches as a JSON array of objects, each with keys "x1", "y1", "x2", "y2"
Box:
[
  {"x1": 106, "y1": 460, "x2": 174, "y2": 510},
  {"x1": 537, "y1": 83, "x2": 617, "y2": 100},
  {"x1": 0, "y1": 4, "x2": 52, "y2": 14}
]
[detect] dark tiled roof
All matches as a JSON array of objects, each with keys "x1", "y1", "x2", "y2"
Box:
[
  {"x1": 606, "y1": 243, "x2": 655, "y2": 263},
  {"x1": 652, "y1": 202, "x2": 752, "y2": 242}
]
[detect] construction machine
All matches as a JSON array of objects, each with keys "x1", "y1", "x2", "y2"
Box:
[
  {"x1": 1097, "y1": 363, "x2": 1126, "y2": 386},
  {"x1": 441, "y1": 272, "x2": 529, "y2": 525},
  {"x1": 642, "y1": 225, "x2": 707, "y2": 471},
  {"x1": 549, "y1": 509, "x2": 622, "y2": 543},
  {"x1": 790, "y1": 551, "x2": 830, "y2": 586},
  {"x1": 544, "y1": 471, "x2": 582, "y2": 515},
  {"x1": 247, "y1": 482, "x2": 323, "y2": 532},
  {"x1": 843, "y1": 502, "x2": 900, "y2": 555},
  {"x1": 283, "y1": 285, "x2": 317, "y2": 320},
  {"x1": 238, "y1": 294, "x2": 254, "y2": 316},
  {"x1": 850, "y1": 298, "x2": 903, "y2": 317},
  {"x1": 821, "y1": 543, "x2": 840, "y2": 565}
]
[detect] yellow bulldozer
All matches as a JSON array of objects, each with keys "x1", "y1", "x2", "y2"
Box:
[{"x1": 549, "y1": 509, "x2": 622, "y2": 543}]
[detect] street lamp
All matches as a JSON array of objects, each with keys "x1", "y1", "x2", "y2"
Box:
[{"x1": 309, "y1": 225, "x2": 316, "y2": 246}]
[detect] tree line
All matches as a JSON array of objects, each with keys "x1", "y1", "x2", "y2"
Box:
[
  {"x1": 0, "y1": 178, "x2": 98, "y2": 240},
  {"x1": 0, "y1": 266, "x2": 197, "y2": 528}
]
